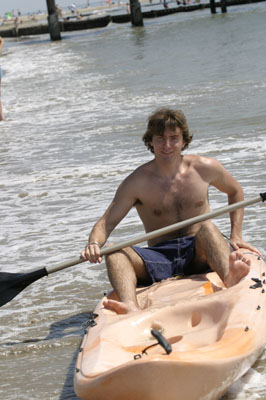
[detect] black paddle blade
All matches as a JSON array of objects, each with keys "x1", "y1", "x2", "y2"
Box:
[{"x1": 0, "y1": 268, "x2": 48, "y2": 307}]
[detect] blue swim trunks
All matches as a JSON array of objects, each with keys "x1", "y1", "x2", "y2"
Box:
[{"x1": 132, "y1": 236, "x2": 197, "y2": 284}]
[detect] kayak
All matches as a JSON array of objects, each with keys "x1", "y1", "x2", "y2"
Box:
[{"x1": 74, "y1": 248, "x2": 266, "y2": 400}]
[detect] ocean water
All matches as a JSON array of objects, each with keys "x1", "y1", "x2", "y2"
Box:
[{"x1": 0, "y1": 2, "x2": 266, "y2": 399}]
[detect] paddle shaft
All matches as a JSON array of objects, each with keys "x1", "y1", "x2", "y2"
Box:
[{"x1": 45, "y1": 192, "x2": 266, "y2": 275}]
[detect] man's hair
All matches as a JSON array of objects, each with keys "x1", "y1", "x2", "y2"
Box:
[{"x1": 142, "y1": 108, "x2": 193, "y2": 153}]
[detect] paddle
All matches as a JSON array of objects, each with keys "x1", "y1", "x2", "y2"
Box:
[{"x1": 1, "y1": 192, "x2": 265, "y2": 307}]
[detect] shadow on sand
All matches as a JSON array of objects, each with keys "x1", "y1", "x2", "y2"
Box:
[{"x1": 1, "y1": 311, "x2": 92, "y2": 400}]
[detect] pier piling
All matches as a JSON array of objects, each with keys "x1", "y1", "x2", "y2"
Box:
[
  {"x1": 221, "y1": 0, "x2": 227, "y2": 12},
  {"x1": 130, "y1": 0, "x2": 144, "y2": 26},
  {"x1": 210, "y1": 0, "x2": 227, "y2": 14},
  {"x1": 46, "y1": 0, "x2": 61, "y2": 40},
  {"x1": 210, "y1": 0, "x2": 217, "y2": 13}
]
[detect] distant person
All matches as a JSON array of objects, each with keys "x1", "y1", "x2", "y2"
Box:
[
  {"x1": 14, "y1": 16, "x2": 19, "y2": 35},
  {"x1": 0, "y1": 36, "x2": 4, "y2": 121},
  {"x1": 56, "y1": 4, "x2": 63, "y2": 18},
  {"x1": 70, "y1": 3, "x2": 77, "y2": 14}
]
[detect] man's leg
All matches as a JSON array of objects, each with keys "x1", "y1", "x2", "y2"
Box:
[
  {"x1": 103, "y1": 247, "x2": 150, "y2": 314},
  {"x1": 193, "y1": 221, "x2": 250, "y2": 287}
]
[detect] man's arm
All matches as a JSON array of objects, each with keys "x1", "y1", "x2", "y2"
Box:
[
  {"x1": 81, "y1": 175, "x2": 138, "y2": 263},
  {"x1": 202, "y1": 157, "x2": 260, "y2": 253}
]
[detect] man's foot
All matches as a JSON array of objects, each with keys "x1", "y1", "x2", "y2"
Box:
[
  {"x1": 224, "y1": 251, "x2": 251, "y2": 287},
  {"x1": 103, "y1": 299, "x2": 139, "y2": 314}
]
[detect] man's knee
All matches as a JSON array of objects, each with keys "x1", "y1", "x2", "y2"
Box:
[
  {"x1": 194, "y1": 222, "x2": 219, "y2": 262},
  {"x1": 197, "y1": 220, "x2": 218, "y2": 236},
  {"x1": 196, "y1": 221, "x2": 226, "y2": 247},
  {"x1": 103, "y1": 243, "x2": 116, "y2": 265},
  {"x1": 105, "y1": 246, "x2": 137, "y2": 270},
  {"x1": 195, "y1": 220, "x2": 229, "y2": 264}
]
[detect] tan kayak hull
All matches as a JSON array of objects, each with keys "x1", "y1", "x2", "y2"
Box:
[{"x1": 74, "y1": 249, "x2": 266, "y2": 400}]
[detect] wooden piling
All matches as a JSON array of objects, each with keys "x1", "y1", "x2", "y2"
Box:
[
  {"x1": 46, "y1": 0, "x2": 61, "y2": 40},
  {"x1": 210, "y1": 0, "x2": 227, "y2": 14},
  {"x1": 130, "y1": 0, "x2": 144, "y2": 26},
  {"x1": 221, "y1": 0, "x2": 227, "y2": 12},
  {"x1": 210, "y1": 0, "x2": 216, "y2": 13}
]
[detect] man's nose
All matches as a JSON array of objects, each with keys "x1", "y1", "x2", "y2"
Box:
[{"x1": 163, "y1": 138, "x2": 171, "y2": 147}]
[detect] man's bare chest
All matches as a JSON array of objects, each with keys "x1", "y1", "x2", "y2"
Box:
[{"x1": 137, "y1": 173, "x2": 209, "y2": 218}]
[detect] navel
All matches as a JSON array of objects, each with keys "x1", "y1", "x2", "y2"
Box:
[
  {"x1": 195, "y1": 200, "x2": 204, "y2": 208},
  {"x1": 153, "y1": 208, "x2": 162, "y2": 216}
]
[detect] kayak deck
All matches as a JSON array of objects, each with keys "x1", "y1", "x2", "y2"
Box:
[{"x1": 74, "y1": 250, "x2": 266, "y2": 400}]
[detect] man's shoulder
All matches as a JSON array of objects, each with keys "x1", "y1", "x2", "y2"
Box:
[
  {"x1": 185, "y1": 154, "x2": 219, "y2": 168},
  {"x1": 122, "y1": 161, "x2": 154, "y2": 189},
  {"x1": 184, "y1": 155, "x2": 223, "y2": 181},
  {"x1": 115, "y1": 161, "x2": 154, "y2": 201},
  {"x1": 128, "y1": 160, "x2": 154, "y2": 178}
]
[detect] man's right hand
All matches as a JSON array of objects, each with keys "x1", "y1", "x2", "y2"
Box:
[{"x1": 81, "y1": 242, "x2": 102, "y2": 264}]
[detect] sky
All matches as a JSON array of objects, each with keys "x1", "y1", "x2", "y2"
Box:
[{"x1": 0, "y1": 1, "x2": 89, "y2": 16}]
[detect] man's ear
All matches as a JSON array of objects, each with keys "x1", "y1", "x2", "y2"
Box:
[{"x1": 149, "y1": 142, "x2": 154, "y2": 152}]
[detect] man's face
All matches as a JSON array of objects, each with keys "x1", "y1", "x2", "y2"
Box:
[{"x1": 150, "y1": 127, "x2": 184, "y2": 160}]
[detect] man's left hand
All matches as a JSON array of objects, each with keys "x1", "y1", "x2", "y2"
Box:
[{"x1": 230, "y1": 237, "x2": 262, "y2": 256}]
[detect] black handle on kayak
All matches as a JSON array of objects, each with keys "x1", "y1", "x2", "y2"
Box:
[
  {"x1": 151, "y1": 329, "x2": 172, "y2": 355},
  {"x1": 133, "y1": 329, "x2": 172, "y2": 359}
]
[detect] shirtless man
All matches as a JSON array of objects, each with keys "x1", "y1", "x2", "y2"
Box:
[{"x1": 82, "y1": 108, "x2": 256, "y2": 314}]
